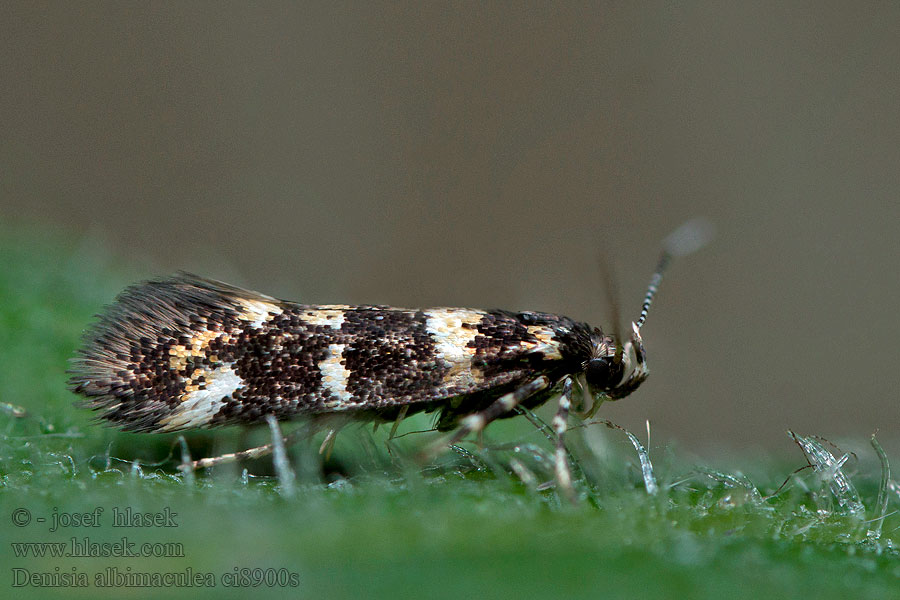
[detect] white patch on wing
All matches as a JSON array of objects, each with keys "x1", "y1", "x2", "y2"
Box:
[
  {"x1": 425, "y1": 309, "x2": 486, "y2": 387},
  {"x1": 303, "y1": 307, "x2": 350, "y2": 329},
  {"x1": 523, "y1": 325, "x2": 562, "y2": 360},
  {"x1": 237, "y1": 298, "x2": 282, "y2": 328},
  {"x1": 159, "y1": 365, "x2": 243, "y2": 431},
  {"x1": 320, "y1": 344, "x2": 353, "y2": 408}
]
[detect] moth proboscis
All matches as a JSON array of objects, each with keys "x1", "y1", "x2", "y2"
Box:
[{"x1": 69, "y1": 219, "x2": 713, "y2": 500}]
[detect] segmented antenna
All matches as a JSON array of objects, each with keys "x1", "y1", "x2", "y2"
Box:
[
  {"x1": 635, "y1": 252, "x2": 670, "y2": 330},
  {"x1": 635, "y1": 218, "x2": 715, "y2": 330}
]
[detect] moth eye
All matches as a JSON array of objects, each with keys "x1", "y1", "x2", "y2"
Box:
[{"x1": 585, "y1": 357, "x2": 617, "y2": 390}]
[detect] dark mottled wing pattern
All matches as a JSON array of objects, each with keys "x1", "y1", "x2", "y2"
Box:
[{"x1": 69, "y1": 274, "x2": 593, "y2": 432}]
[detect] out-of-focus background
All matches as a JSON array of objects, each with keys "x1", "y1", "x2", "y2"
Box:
[{"x1": 2, "y1": 2, "x2": 898, "y2": 455}]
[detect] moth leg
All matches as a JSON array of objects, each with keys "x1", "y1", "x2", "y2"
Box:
[
  {"x1": 375, "y1": 405, "x2": 412, "y2": 463},
  {"x1": 388, "y1": 405, "x2": 409, "y2": 440},
  {"x1": 552, "y1": 378, "x2": 577, "y2": 504},
  {"x1": 185, "y1": 422, "x2": 312, "y2": 471},
  {"x1": 318, "y1": 428, "x2": 339, "y2": 460},
  {"x1": 508, "y1": 457, "x2": 539, "y2": 491},
  {"x1": 433, "y1": 375, "x2": 551, "y2": 453}
]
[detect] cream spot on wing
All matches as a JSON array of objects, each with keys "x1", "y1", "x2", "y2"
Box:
[
  {"x1": 303, "y1": 308, "x2": 349, "y2": 329},
  {"x1": 425, "y1": 309, "x2": 486, "y2": 387},
  {"x1": 522, "y1": 325, "x2": 563, "y2": 360},
  {"x1": 158, "y1": 365, "x2": 243, "y2": 431},
  {"x1": 320, "y1": 344, "x2": 353, "y2": 408},
  {"x1": 237, "y1": 298, "x2": 282, "y2": 328},
  {"x1": 168, "y1": 331, "x2": 231, "y2": 371}
]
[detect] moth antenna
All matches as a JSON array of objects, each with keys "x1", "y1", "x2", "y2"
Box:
[
  {"x1": 597, "y1": 255, "x2": 625, "y2": 364},
  {"x1": 634, "y1": 251, "x2": 670, "y2": 330},
  {"x1": 635, "y1": 217, "x2": 715, "y2": 330}
]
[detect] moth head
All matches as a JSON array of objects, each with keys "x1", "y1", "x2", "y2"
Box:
[{"x1": 584, "y1": 322, "x2": 648, "y2": 401}]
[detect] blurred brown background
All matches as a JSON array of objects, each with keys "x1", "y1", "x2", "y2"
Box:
[{"x1": 2, "y1": 2, "x2": 898, "y2": 455}]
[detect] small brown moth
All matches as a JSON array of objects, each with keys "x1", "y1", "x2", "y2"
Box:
[{"x1": 70, "y1": 219, "x2": 712, "y2": 499}]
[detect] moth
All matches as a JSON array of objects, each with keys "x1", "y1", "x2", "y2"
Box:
[{"x1": 69, "y1": 220, "x2": 711, "y2": 498}]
